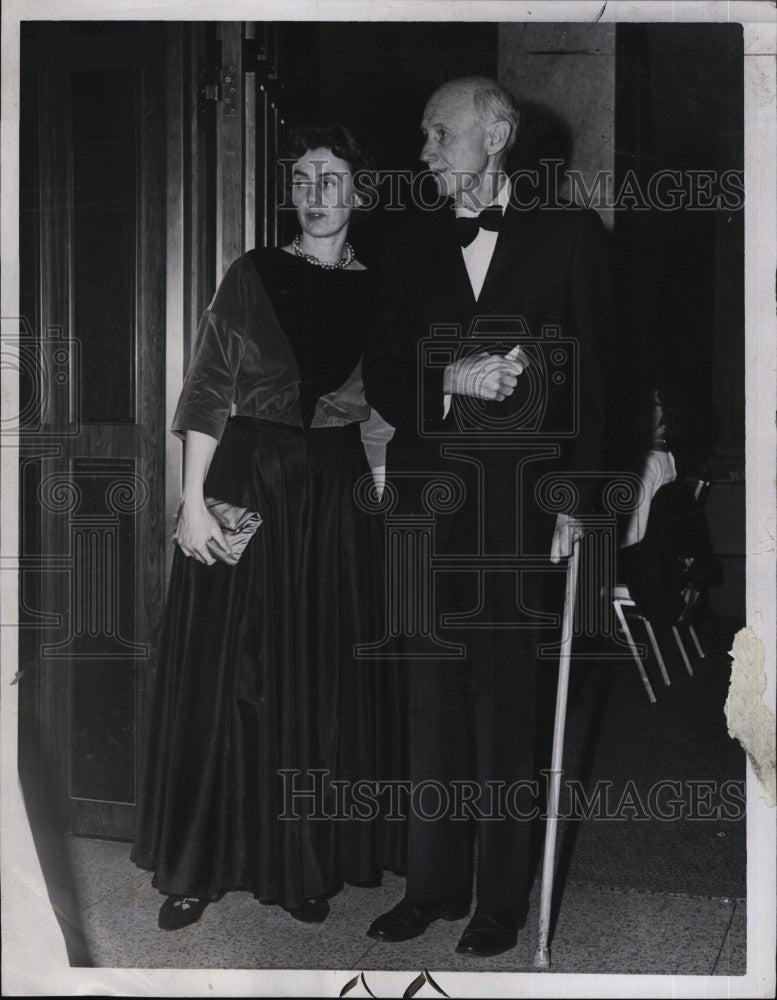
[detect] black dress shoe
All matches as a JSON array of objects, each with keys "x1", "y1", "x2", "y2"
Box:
[
  {"x1": 367, "y1": 893, "x2": 470, "y2": 942},
  {"x1": 286, "y1": 897, "x2": 330, "y2": 924},
  {"x1": 158, "y1": 895, "x2": 210, "y2": 930},
  {"x1": 455, "y1": 905, "x2": 527, "y2": 957}
]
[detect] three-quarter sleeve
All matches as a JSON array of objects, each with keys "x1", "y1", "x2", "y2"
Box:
[
  {"x1": 171, "y1": 261, "x2": 247, "y2": 442},
  {"x1": 171, "y1": 311, "x2": 245, "y2": 441}
]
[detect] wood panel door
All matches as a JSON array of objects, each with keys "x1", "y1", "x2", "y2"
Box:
[
  {"x1": 18, "y1": 19, "x2": 308, "y2": 842},
  {"x1": 18, "y1": 22, "x2": 166, "y2": 839}
]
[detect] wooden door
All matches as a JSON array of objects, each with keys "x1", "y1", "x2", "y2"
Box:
[
  {"x1": 18, "y1": 19, "x2": 306, "y2": 841},
  {"x1": 18, "y1": 22, "x2": 166, "y2": 839}
]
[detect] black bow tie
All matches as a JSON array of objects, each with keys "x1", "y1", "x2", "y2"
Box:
[{"x1": 454, "y1": 205, "x2": 504, "y2": 247}]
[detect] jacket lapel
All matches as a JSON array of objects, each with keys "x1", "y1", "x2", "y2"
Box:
[
  {"x1": 477, "y1": 198, "x2": 539, "y2": 308},
  {"x1": 421, "y1": 205, "x2": 477, "y2": 315},
  {"x1": 412, "y1": 196, "x2": 542, "y2": 318}
]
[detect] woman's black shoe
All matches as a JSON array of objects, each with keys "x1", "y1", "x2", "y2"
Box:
[
  {"x1": 158, "y1": 895, "x2": 210, "y2": 930},
  {"x1": 286, "y1": 897, "x2": 330, "y2": 924}
]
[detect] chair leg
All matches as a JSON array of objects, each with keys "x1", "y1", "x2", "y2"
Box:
[
  {"x1": 672, "y1": 625, "x2": 694, "y2": 676},
  {"x1": 613, "y1": 601, "x2": 656, "y2": 703},
  {"x1": 688, "y1": 623, "x2": 705, "y2": 659},
  {"x1": 643, "y1": 619, "x2": 671, "y2": 687}
]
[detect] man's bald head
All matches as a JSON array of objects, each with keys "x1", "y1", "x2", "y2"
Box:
[
  {"x1": 421, "y1": 76, "x2": 520, "y2": 205},
  {"x1": 428, "y1": 76, "x2": 520, "y2": 157}
]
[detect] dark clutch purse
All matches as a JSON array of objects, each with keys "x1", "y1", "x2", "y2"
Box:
[{"x1": 174, "y1": 497, "x2": 263, "y2": 566}]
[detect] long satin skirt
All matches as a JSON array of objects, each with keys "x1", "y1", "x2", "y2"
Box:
[{"x1": 131, "y1": 417, "x2": 406, "y2": 908}]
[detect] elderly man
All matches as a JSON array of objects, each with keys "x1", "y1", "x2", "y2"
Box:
[{"x1": 363, "y1": 76, "x2": 613, "y2": 957}]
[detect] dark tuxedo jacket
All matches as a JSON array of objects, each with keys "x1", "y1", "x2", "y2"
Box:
[{"x1": 363, "y1": 195, "x2": 614, "y2": 553}]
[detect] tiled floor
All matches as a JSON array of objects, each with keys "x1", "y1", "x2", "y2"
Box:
[{"x1": 66, "y1": 836, "x2": 745, "y2": 976}]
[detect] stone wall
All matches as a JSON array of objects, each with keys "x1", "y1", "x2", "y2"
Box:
[{"x1": 498, "y1": 23, "x2": 616, "y2": 229}]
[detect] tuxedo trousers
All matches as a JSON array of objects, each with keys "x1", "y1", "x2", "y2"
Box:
[{"x1": 403, "y1": 460, "x2": 548, "y2": 912}]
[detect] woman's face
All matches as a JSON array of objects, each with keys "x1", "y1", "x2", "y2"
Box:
[{"x1": 291, "y1": 146, "x2": 359, "y2": 241}]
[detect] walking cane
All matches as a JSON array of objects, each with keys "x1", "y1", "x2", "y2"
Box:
[{"x1": 532, "y1": 536, "x2": 581, "y2": 971}]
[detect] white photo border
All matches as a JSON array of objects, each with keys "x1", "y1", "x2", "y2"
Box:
[{"x1": 1, "y1": 2, "x2": 774, "y2": 997}]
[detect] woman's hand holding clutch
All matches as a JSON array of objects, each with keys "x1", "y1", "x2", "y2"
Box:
[{"x1": 173, "y1": 496, "x2": 228, "y2": 565}]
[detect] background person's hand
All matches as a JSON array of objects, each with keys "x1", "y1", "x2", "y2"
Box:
[
  {"x1": 443, "y1": 351, "x2": 527, "y2": 401},
  {"x1": 174, "y1": 498, "x2": 228, "y2": 565},
  {"x1": 550, "y1": 512, "x2": 584, "y2": 564}
]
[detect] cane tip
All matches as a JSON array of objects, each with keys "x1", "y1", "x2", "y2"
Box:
[{"x1": 533, "y1": 945, "x2": 550, "y2": 970}]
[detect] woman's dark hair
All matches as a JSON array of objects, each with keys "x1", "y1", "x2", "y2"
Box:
[
  {"x1": 280, "y1": 123, "x2": 375, "y2": 174},
  {"x1": 623, "y1": 382, "x2": 705, "y2": 477},
  {"x1": 278, "y1": 123, "x2": 376, "y2": 216}
]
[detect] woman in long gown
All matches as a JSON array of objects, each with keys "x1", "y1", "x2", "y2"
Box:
[{"x1": 131, "y1": 124, "x2": 404, "y2": 930}]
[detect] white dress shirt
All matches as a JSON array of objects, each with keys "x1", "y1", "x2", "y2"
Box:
[
  {"x1": 443, "y1": 176, "x2": 510, "y2": 418},
  {"x1": 457, "y1": 176, "x2": 511, "y2": 299}
]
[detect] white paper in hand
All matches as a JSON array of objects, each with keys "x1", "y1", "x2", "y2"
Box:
[{"x1": 504, "y1": 344, "x2": 531, "y2": 365}]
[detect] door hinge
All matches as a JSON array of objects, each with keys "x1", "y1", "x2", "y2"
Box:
[{"x1": 198, "y1": 65, "x2": 239, "y2": 119}]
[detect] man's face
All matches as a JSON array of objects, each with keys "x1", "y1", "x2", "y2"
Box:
[{"x1": 420, "y1": 84, "x2": 490, "y2": 202}]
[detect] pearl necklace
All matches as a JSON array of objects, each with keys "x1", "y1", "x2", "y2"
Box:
[{"x1": 292, "y1": 234, "x2": 355, "y2": 270}]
